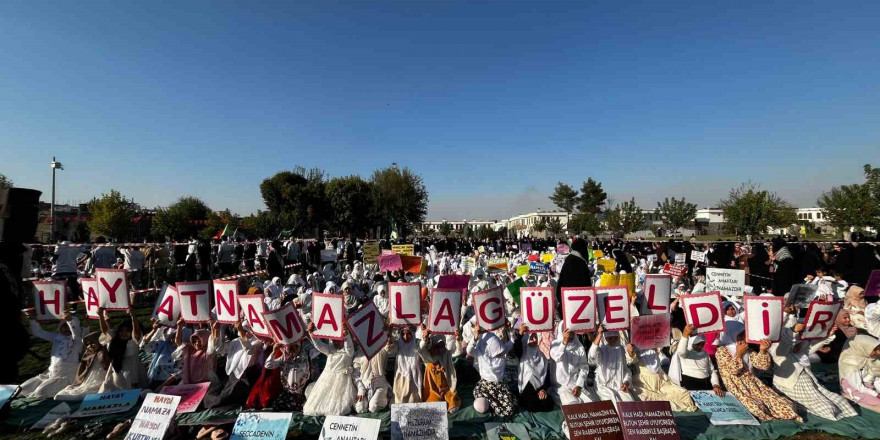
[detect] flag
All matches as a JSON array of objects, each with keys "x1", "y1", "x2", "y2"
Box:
[{"x1": 214, "y1": 224, "x2": 228, "y2": 240}]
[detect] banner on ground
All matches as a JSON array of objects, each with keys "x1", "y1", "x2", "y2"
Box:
[
  {"x1": 681, "y1": 291, "x2": 725, "y2": 335},
  {"x1": 31, "y1": 280, "x2": 66, "y2": 322},
  {"x1": 231, "y1": 412, "x2": 293, "y2": 440},
  {"x1": 125, "y1": 393, "x2": 180, "y2": 440},
  {"x1": 347, "y1": 302, "x2": 388, "y2": 360},
  {"x1": 428, "y1": 288, "x2": 463, "y2": 335},
  {"x1": 800, "y1": 301, "x2": 841, "y2": 341},
  {"x1": 596, "y1": 286, "x2": 630, "y2": 332},
  {"x1": 705, "y1": 269, "x2": 746, "y2": 297},
  {"x1": 743, "y1": 295, "x2": 784, "y2": 343},
  {"x1": 689, "y1": 391, "x2": 759, "y2": 426},
  {"x1": 72, "y1": 389, "x2": 141, "y2": 418},
  {"x1": 363, "y1": 242, "x2": 380, "y2": 265},
  {"x1": 392, "y1": 244, "x2": 414, "y2": 256},
  {"x1": 160, "y1": 382, "x2": 210, "y2": 413},
  {"x1": 520, "y1": 287, "x2": 555, "y2": 332},
  {"x1": 390, "y1": 401, "x2": 449, "y2": 440},
  {"x1": 617, "y1": 400, "x2": 680, "y2": 440},
  {"x1": 31, "y1": 402, "x2": 71, "y2": 430},
  {"x1": 562, "y1": 287, "x2": 597, "y2": 334},
  {"x1": 321, "y1": 415, "x2": 381, "y2": 440},
  {"x1": 630, "y1": 313, "x2": 671, "y2": 350},
  {"x1": 561, "y1": 400, "x2": 623, "y2": 440}
]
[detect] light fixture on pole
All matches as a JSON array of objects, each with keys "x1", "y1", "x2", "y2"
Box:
[{"x1": 50, "y1": 157, "x2": 63, "y2": 242}]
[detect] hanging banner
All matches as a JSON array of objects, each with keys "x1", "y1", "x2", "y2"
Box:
[
  {"x1": 231, "y1": 412, "x2": 293, "y2": 440},
  {"x1": 596, "y1": 286, "x2": 631, "y2": 332},
  {"x1": 743, "y1": 295, "x2": 784, "y2": 343},
  {"x1": 428, "y1": 288, "x2": 463, "y2": 335},
  {"x1": 786, "y1": 284, "x2": 818, "y2": 308},
  {"x1": 124, "y1": 393, "x2": 181, "y2": 440},
  {"x1": 473, "y1": 286, "x2": 507, "y2": 331},
  {"x1": 213, "y1": 279, "x2": 239, "y2": 324},
  {"x1": 705, "y1": 269, "x2": 746, "y2": 297},
  {"x1": 176, "y1": 281, "x2": 212, "y2": 323},
  {"x1": 562, "y1": 287, "x2": 597, "y2": 334},
  {"x1": 519, "y1": 287, "x2": 555, "y2": 332},
  {"x1": 681, "y1": 291, "x2": 725, "y2": 335},
  {"x1": 152, "y1": 284, "x2": 180, "y2": 326},
  {"x1": 641, "y1": 275, "x2": 671, "y2": 316},
  {"x1": 238, "y1": 295, "x2": 271, "y2": 338},
  {"x1": 389, "y1": 282, "x2": 422, "y2": 327},
  {"x1": 160, "y1": 382, "x2": 211, "y2": 413},
  {"x1": 263, "y1": 302, "x2": 308, "y2": 345},
  {"x1": 379, "y1": 254, "x2": 403, "y2": 272},
  {"x1": 630, "y1": 313, "x2": 671, "y2": 350},
  {"x1": 390, "y1": 402, "x2": 449, "y2": 440},
  {"x1": 347, "y1": 302, "x2": 388, "y2": 360},
  {"x1": 363, "y1": 242, "x2": 380, "y2": 265},
  {"x1": 617, "y1": 401, "x2": 679, "y2": 440},
  {"x1": 689, "y1": 391, "x2": 759, "y2": 426},
  {"x1": 312, "y1": 292, "x2": 345, "y2": 340},
  {"x1": 320, "y1": 415, "x2": 381, "y2": 440},
  {"x1": 96, "y1": 268, "x2": 130, "y2": 310},
  {"x1": 561, "y1": 400, "x2": 624, "y2": 440},
  {"x1": 800, "y1": 301, "x2": 841, "y2": 341},
  {"x1": 392, "y1": 244, "x2": 414, "y2": 256},
  {"x1": 32, "y1": 280, "x2": 66, "y2": 322},
  {"x1": 81, "y1": 278, "x2": 100, "y2": 320},
  {"x1": 71, "y1": 389, "x2": 141, "y2": 418}
]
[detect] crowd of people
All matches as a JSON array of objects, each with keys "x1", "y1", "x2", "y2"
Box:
[{"x1": 8, "y1": 234, "x2": 880, "y2": 439}]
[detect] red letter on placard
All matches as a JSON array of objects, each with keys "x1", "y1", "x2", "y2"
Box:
[
  {"x1": 525, "y1": 295, "x2": 550, "y2": 325},
  {"x1": 571, "y1": 295, "x2": 593, "y2": 324},
  {"x1": 646, "y1": 285, "x2": 666, "y2": 312},
  {"x1": 689, "y1": 303, "x2": 719, "y2": 328},
  {"x1": 100, "y1": 278, "x2": 123, "y2": 303},
  {"x1": 216, "y1": 289, "x2": 235, "y2": 317},
  {"x1": 603, "y1": 295, "x2": 625, "y2": 324},
  {"x1": 352, "y1": 311, "x2": 382, "y2": 346},
  {"x1": 87, "y1": 288, "x2": 99, "y2": 310},
  {"x1": 479, "y1": 297, "x2": 502, "y2": 323},
  {"x1": 39, "y1": 289, "x2": 62, "y2": 317},
  {"x1": 808, "y1": 311, "x2": 833, "y2": 333},
  {"x1": 317, "y1": 303, "x2": 339, "y2": 331},
  {"x1": 432, "y1": 298, "x2": 455, "y2": 329},
  {"x1": 394, "y1": 292, "x2": 416, "y2": 320},
  {"x1": 156, "y1": 295, "x2": 176, "y2": 322},
  {"x1": 269, "y1": 312, "x2": 304, "y2": 340},
  {"x1": 247, "y1": 304, "x2": 266, "y2": 333},
  {"x1": 761, "y1": 302, "x2": 770, "y2": 335},
  {"x1": 179, "y1": 289, "x2": 205, "y2": 316}
]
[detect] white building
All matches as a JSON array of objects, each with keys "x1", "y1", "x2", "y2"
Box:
[{"x1": 421, "y1": 219, "x2": 496, "y2": 234}]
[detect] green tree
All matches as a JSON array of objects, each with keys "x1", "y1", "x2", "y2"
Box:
[
  {"x1": 0, "y1": 172, "x2": 12, "y2": 188},
  {"x1": 546, "y1": 217, "x2": 564, "y2": 236},
  {"x1": 577, "y1": 178, "x2": 607, "y2": 215},
  {"x1": 549, "y1": 183, "x2": 579, "y2": 214},
  {"x1": 326, "y1": 175, "x2": 375, "y2": 237},
  {"x1": 241, "y1": 210, "x2": 281, "y2": 239},
  {"x1": 605, "y1": 197, "x2": 646, "y2": 236},
  {"x1": 87, "y1": 190, "x2": 138, "y2": 240},
  {"x1": 817, "y1": 165, "x2": 880, "y2": 232},
  {"x1": 438, "y1": 221, "x2": 453, "y2": 237},
  {"x1": 657, "y1": 197, "x2": 698, "y2": 232},
  {"x1": 260, "y1": 167, "x2": 329, "y2": 237},
  {"x1": 568, "y1": 212, "x2": 602, "y2": 236},
  {"x1": 532, "y1": 218, "x2": 548, "y2": 235},
  {"x1": 152, "y1": 196, "x2": 211, "y2": 240},
  {"x1": 719, "y1": 182, "x2": 797, "y2": 237},
  {"x1": 370, "y1": 165, "x2": 428, "y2": 238}
]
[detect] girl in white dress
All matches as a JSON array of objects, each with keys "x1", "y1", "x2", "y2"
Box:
[
  {"x1": 97, "y1": 308, "x2": 148, "y2": 392},
  {"x1": 55, "y1": 331, "x2": 110, "y2": 400},
  {"x1": 389, "y1": 327, "x2": 424, "y2": 404},
  {"x1": 20, "y1": 312, "x2": 82, "y2": 398},
  {"x1": 302, "y1": 322, "x2": 357, "y2": 416}
]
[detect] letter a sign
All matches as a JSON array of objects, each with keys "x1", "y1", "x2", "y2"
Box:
[
  {"x1": 152, "y1": 284, "x2": 180, "y2": 326},
  {"x1": 681, "y1": 291, "x2": 725, "y2": 334},
  {"x1": 428, "y1": 288, "x2": 463, "y2": 334},
  {"x1": 312, "y1": 292, "x2": 345, "y2": 340},
  {"x1": 213, "y1": 279, "x2": 239, "y2": 324},
  {"x1": 263, "y1": 303, "x2": 307, "y2": 345},
  {"x1": 520, "y1": 287, "x2": 555, "y2": 332},
  {"x1": 96, "y1": 268, "x2": 129, "y2": 310},
  {"x1": 800, "y1": 301, "x2": 841, "y2": 341},
  {"x1": 347, "y1": 302, "x2": 388, "y2": 359},
  {"x1": 389, "y1": 282, "x2": 421, "y2": 327},
  {"x1": 32, "y1": 280, "x2": 66, "y2": 322},
  {"x1": 561, "y1": 287, "x2": 597, "y2": 334},
  {"x1": 80, "y1": 278, "x2": 100, "y2": 320},
  {"x1": 744, "y1": 295, "x2": 784, "y2": 343},
  {"x1": 473, "y1": 286, "x2": 506, "y2": 331},
  {"x1": 238, "y1": 294, "x2": 271, "y2": 338}
]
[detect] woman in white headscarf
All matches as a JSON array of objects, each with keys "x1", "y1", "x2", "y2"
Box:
[
  {"x1": 753, "y1": 326, "x2": 857, "y2": 420},
  {"x1": 389, "y1": 327, "x2": 423, "y2": 403},
  {"x1": 838, "y1": 335, "x2": 880, "y2": 413},
  {"x1": 715, "y1": 321, "x2": 802, "y2": 422},
  {"x1": 627, "y1": 340, "x2": 697, "y2": 411},
  {"x1": 517, "y1": 325, "x2": 555, "y2": 412},
  {"x1": 21, "y1": 313, "x2": 83, "y2": 398},
  {"x1": 668, "y1": 325, "x2": 722, "y2": 395},
  {"x1": 550, "y1": 321, "x2": 595, "y2": 406},
  {"x1": 587, "y1": 327, "x2": 634, "y2": 404},
  {"x1": 373, "y1": 283, "x2": 390, "y2": 317}
]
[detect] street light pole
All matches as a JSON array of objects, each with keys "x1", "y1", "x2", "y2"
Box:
[{"x1": 50, "y1": 157, "x2": 63, "y2": 242}]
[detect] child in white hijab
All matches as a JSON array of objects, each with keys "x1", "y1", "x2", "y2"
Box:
[{"x1": 588, "y1": 327, "x2": 634, "y2": 404}]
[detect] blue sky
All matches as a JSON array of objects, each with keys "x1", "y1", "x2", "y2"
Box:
[{"x1": 1, "y1": 1, "x2": 878, "y2": 220}]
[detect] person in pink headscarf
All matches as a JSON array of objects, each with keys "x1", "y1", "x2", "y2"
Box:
[{"x1": 171, "y1": 318, "x2": 218, "y2": 386}]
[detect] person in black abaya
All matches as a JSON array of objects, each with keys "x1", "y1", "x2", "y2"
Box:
[
  {"x1": 771, "y1": 237, "x2": 796, "y2": 297},
  {"x1": 555, "y1": 238, "x2": 592, "y2": 309}
]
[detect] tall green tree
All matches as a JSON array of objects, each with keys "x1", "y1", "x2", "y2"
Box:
[
  {"x1": 549, "y1": 183, "x2": 579, "y2": 214},
  {"x1": 370, "y1": 165, "x2": 428, "y2": 238},
  {"x1": 0, "y1": 172, "x2": 12, "y2": 188},
  {"x1": 260, "y1": 167, "x2": 329, "y2": 237},
  {"x1": 326, "y1": 175, "x2": 375, "y2": 237},
  {"x1": 577, "y1": 178, "x2": 607, "y2": 215},
  {"x1": 532, "y1": 218, "x2": 548, "y2": 234},
  {"x1": 605, "y1": 197, "x2": 646, "y2": 236},
  {"x1": 657, "y1": 197, "x2": 698, "y2": 232},
  {"x1": 202, "y1": 209, "x2": 240, "y2": 240},
  {"x1": 152, "y1": 196, "x2": 211, "y2": 240},
  {"x1": 817, "y1": 164, "x2": 880, "y2": 232},
  {"x1": 87, "y1": 190, "x2": 138, "y2": 240},
  {"x1": 438, "y1": 221, "x2": 453, "y2": 238},
  {"x1": 719, "y1": 182, "x2": 797, "y2": 237},
  {"x1": 568, "y1": 213, "x2": 602, "y2": 236},
  {"x1": 546, "y1": 217, "x2": 564, "y2": 235},
  {"x1": 241, "y1": 210, "x2": 281, "y2": 239}
]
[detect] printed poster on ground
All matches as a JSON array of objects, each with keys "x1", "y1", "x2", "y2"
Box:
[
  {"x1": 390, "y1": 401, "x2": 449, "y2": 440},
  {"x1": 617, "y1": 401, "x2": 680, "y2": 440},
  {"x1": 689, "y1": 391, "x2": 759, "y2": 426},
  {"x1": 124, "y1": 393, "x2": 181, "y2": 440},
  {"x1": 231, "y1": 412, "x2": 293, "y2": 440},
  {"x1": 561, "y1": 400, "x2": 623, "y2": 440},
  {"x1": 321, "y1": 415, "x2": 381, "y2": 440}
]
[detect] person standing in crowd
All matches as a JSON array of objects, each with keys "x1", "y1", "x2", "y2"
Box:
[
  {"x1": 771, "y1": 238, "x2": 796, "y2": 296},
  {"x1": 92, "y1": 237, "x2": 117, "y2": 270}
]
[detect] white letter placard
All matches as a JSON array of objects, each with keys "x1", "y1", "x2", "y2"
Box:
[{"x1": 561, "y1": 287, "x2": 597, "y2": 334}]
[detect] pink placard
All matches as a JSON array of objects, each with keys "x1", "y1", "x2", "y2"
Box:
[
  {"x1": 379, "y1": 254, "x2": 403, "y2": 272},
  {"x1": 630, "y1": 313, "x2": 671, "y2": 350},
  {"x1": 160, "y1": 382, "x2": 210, "y2": 413}
]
